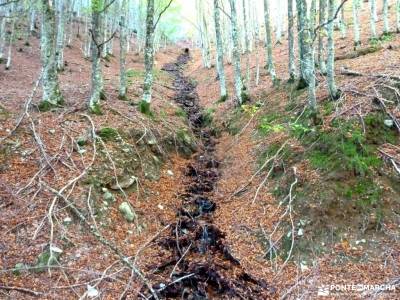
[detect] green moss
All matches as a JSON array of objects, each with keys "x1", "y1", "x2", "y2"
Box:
[
  {"x1": 90, "y1": 103, "x2": 103, "y2": 115},
  {"x1": 217, "y1": 94, "x2": 228, "y2": 103},
  {"x1": 380, "y1": 32, "x2": 394, "y2": 42},
  {"x1": 175, "y1": 107, "x2": 187, "y2": 118},
  {"x1": 100, "y1": 90, "x2": 107, "y2": 101},
  {"x1": 118, "y1": 94, "x2": 128, "y2": 101},
  {"x1": 305, "y1": 120, "x2": 382, "y2": 176},
  {"x1": 38, "y1": 98, "x2": 63, "y2": 112},
  {"x1": 203, "y1": 107, "x2": 215, "y2": 126},
  {"x1": 241, "y1": 91, "x2": 251, "y2": 103},
  {"x1": 139, "y1": 100, "x2": 152, "y2": 115},
  {"x1": 97, "y1": 127, "x2": 119, "y2": 141},
  {"x1": 364, "y1": 113, "x2": 397, "y2": 145},
  {"x1": 344, "y1": 178, "x2": 383, "y2": 208}
]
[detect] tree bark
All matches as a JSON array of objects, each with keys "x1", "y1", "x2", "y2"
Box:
[
  {"x1": 213, "y1": 0, "x2": 227, "y2": 99},
  {"x1": 39, "y1": 0, "x2": 64, "y2": 110},
  {"x1": 140, "y1": 0, "x2": 155, "y2": 114},
  {"x1": 228, "y1": 0, "x2": 244, "y2": 104}
]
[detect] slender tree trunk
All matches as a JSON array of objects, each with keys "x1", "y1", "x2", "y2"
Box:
[
  {"x1": 288, "y1": 0, "x2": 296, "y2": 82},
  {"x1": 352, "y1": 0, "x2": 361, "y2": 48},
  {"x1": 242, "y1": 0, "x2": 250, "y2": 86},
  {"x1": 327, "y1": 0, "x2": 339, "y2": 100},
  {"x1": 0, "y1": 17, "x2": 6, "y2": 62},
  {"x1": 228, "y1": 0, "x2": 244, "y2": 104},
  {"x1": 89, "y1": 1, "x2": 105, "y2": 114},
  {"x1": 318, "y1": 0, "x2": 327, "y2": 75},
  {"x1": 383, "y1": 0, "x2": 390, "y2": 35},
  {"x1": 369, "y1": 0, "x2": 377, "y2": 39},
  {"x1": 397, "y1": 0, "x2": 400, "y2": 33},
  {"x1": 119, "y1": 0, "x2": 128, "y2": 100},
  {"x1": 5, "y1": 9, "x2": 15, "y2": 70},
  {"x1": 30, "y1": 9, "x2": 36, "y2": 33},
  {"x1": 263, "y1": 0, "x2": 277, "y2": 84},
  {"x1": 56, "y1": 0, "x2": 66, "y2": 71},
  {"x1": 339, "y1": 5, "x2": 347, "y2": 38},
  {"x1": 140, "y1": 0, "x2": 155, "y2": 114},
  {"x1": 213, "y1": 0, "x2": 227, "y2": 100},
  {"x1": 296, "y1": 0, "x2": 307, "y2": 87},
  {"x1": 39, "y1": 0, "x2": 64, "y2": 110}
]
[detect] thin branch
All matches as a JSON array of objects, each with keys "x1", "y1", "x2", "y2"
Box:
[{"x1": 153, "y1": 0, "x2": 174, "y2": 30}]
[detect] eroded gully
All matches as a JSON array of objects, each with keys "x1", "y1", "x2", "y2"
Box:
[{"x1": 144, "y1": 51, "x2": 272, "y2": 299}]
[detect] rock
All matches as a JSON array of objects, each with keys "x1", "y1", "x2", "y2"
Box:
[
  {"x1": 110, "y1": 175, "x2": 137, "y2": 190},
  {"x1": 297, "y1": 228, "x2": 304, "y2": 236},
  {"x1": 119, "y1": 202, "x2": 135, "y2": 222},
  {"x1": 147, "y1": 139, "x2": 157, "y2": 145},
  {"x1": 87, "y1": 285, "x2": 99, "y2": 298},
  {"x1": 63, "y1": 217, "x2": 72, "y2": 225},
  {"x1": 167, "y1": 170, "x2": 174, "y2": 176},
  {"x1": 49, "y1": 129, "x2": 56, "y2": 134},
  {"x1": 103, "y1": 191, "x2": 115, "y2": 202},
  {"x1": 384, "y1": 119, "x2": 394, "y2": 127}
]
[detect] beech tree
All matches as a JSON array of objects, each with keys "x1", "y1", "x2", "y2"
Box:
[
  {"x1": 352, "y1": 0, "x2": 361, "y2": 48},
  {"x1": 213, "y1": 0, "x2": 227, "y2": 101},
  {"x1": 88, "y1": 0, "x2": 106, "y2": 114},
  {"x1": 369, "y1": 0, "x2": 377, "y2": 39},
  {"x1": 228, "y1": 0, "x2": 244, "y2": 104},
  {"x1": 288, "y1": 0, "x2": 296, "y2": 82},
  {"x1": 383, "y1": 0, "x2": 390, "y2": 35},
  {"x1": 327, "y1": 0, "x2": 339, "y2": 100},
  {"x1": 39, "y1": 0, "x2": 64, "y2": 110},
  {"x1": 263, "y1": 0, "x2": 277, "y2": 84},
  {"x1": 119, "y1": 0, "x2": 128, "y2": 100}
]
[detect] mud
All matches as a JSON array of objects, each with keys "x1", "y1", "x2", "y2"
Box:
[{"x1": 142, "y1": 51, "x2": 273, "y2": 299}]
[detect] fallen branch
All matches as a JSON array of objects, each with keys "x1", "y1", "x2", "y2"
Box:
[
  {"x1": 341, "y1": 67, "x2": 400, "y2": 82},
  {"x1": 0, "y1": 285, "x2": 43, "y2": 296}
]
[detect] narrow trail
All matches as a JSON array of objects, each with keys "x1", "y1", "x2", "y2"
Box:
[{"x1": 144, "y1": 51, "x2": 272, "y2": 299}]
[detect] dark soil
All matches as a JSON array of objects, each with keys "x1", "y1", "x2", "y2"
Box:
[{"x1": 141, "y1": 51, "x2": 273, "y2": 299}]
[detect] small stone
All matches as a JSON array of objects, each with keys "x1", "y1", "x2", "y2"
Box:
[
  {"x1": 167, "y1": 170, "x2": 174, "y2": 176},
  {"x1": 157, "y1": 204, "x2": 164, "y2": 210},
  {"x1": 63, "y1": 217, "x2": 72, "y2": 225},
  {"x1": 103, "y1": 191, "x2": 115, "y2": 203},
  {"x1": 119, "y1": 202, "x2": 135, "y2": 222},
  {"x1": 49, "y1": 129, "x2": 56, "y2": 134},
  {"x1": 297, "y1": 228, "x2": 304, "y2": 236},
  {"x1": 300, "y1": 261, "x2": 309, "y2": 272},
  {"x1": 110, "y1": 176, "x2": 137, "y2": 190},
  {"x1": 147, "y1": 139, "x2": 157, "y2": 145},
  {"x1": 384, "y1": 119, "x2": 394, "y2": 127},
  {"x1": 87, "y1": 285, "x2": 99, "y2": 298}
]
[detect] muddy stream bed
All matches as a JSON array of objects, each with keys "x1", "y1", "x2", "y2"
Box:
[{"x1": 140, "y1": 51, "x2": 273, "y2": 299}]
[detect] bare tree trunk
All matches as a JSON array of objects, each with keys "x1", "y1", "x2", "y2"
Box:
[
  {"x1": 383, "y1": 0, "x2": 390, "y2": 35},
  {"x1": 352, "y1": 0, "x2": 361, "y2": 48},
  {"x1": 397, "y1": 0, "x2": 400, "y2": 33},
  {"x1": 263, "y1": 0, "x2": 277, "y2": 84},
  {"x1": 56, "y1": 0, "x2": 66, "y2": 71},
  {"x1": 318, "y1": 0, "x2": 327, "y2": 75},
  {"x1": 369, "y1": 0, "x2": 377, "y2": 39},
  {"x1": 140, "y1": 0, "x2": 155, "y2": 114},
  {"x1": 39, "y1": 0, "x2": 64, "y2": 110},
  {"x1": 119, "y1": 0, "x2": 128, "y2": 100},
  {"x1": 213, "y1": 0, "x2": 227, "y2": 100},
  {"x1": 89, "y1": 1, "x2": 105, "y2": 114},
  {"x1": 228, "y1": 0, "x2": 244, "y2": 104},
  {"x1": 327, "y1": 0, "x2": 339, "y2": 100},
  {"x1": 288, "y1": 0, "x2": 296, "y2": 82}
]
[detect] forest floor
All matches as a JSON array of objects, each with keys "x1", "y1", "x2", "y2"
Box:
[{"x1": 1, "y1": 5, "x2": 400, "y2": 300}]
